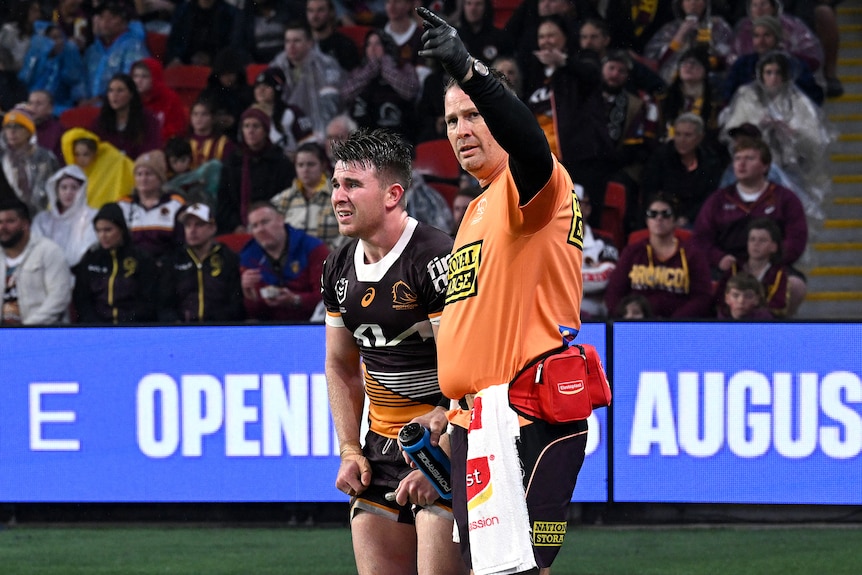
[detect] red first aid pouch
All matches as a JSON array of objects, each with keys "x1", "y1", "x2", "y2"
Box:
[{"x1": 508, "y1": 344, "x2": 611, "y2": 424}]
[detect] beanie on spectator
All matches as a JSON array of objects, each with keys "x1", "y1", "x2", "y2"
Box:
[
  {"x1": 134, "y1": 150, "x2": 168, "y2": 183},
  {"x1": 255, "y1": 68, "x2": 286, "y2": 96},
  {"x1": 3, "y1": 106, "x2": 35, "y2": 136},
  {"x1": 678, "y1": 46, "x2": 710, "y2": 71},
  {"x1": 93, "y1": 202, "x2": 132, "y2": 245},
  {"x1": 751, "y1": 16, "x2": 783, "y2": 43},
  {"x1": 240, "y1": 107, "x2": 272, "y2": 134}
]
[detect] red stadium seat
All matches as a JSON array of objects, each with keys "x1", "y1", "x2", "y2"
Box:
[
  {"x1": 627, "y1": 227, "x2": 693, "y2": 246},
  {"x1": 246, "y1": 63, "x2": 269, "y2": 86},
  {"x1": 414, "y1": 139, "x2": 460, "y2": 184},
  {"x1": 339, "y1": 25, "x2": 373, "y2": 52},
  {"x1": 146, "y1": 31, "x2": 168, "y2": 63},
  {"x1": 492, "y1": 0, "x2": 520, "y2": 29},
  {"x1": 59, "y1": 105, "x2": 100, "y2": 129},
  {"x1": 163, "y1": 65, "x2": 212, "y2": 108},
  {"x1": 600, "y1": 181, "x2": 627, "y2": 249},
  {"x1": 216, "y1": 233, "x2": 252, "y2": 254}
]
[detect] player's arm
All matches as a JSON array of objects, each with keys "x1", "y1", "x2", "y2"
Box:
[
  {"x1": 417, "y1": 7, "x2": 552, "y2": 205},
  {"x1": 325, "y1": 323, "x2": 371, "y2": 495}
]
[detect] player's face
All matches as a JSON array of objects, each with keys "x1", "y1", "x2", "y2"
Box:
[
  {"x1": 331, "y1": 161, "x2": 392, "y2": 239},
  {"x1": 444, "y1": 85, "x2": 508, "y2": 185}
]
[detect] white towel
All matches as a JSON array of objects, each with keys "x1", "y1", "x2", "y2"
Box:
[{"x1": 466, "y1": 384, "x2": 537, "y2": 575}]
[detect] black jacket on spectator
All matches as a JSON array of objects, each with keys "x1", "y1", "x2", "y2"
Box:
[
  {"x1": 74, "y1": 204, "x2": 159, "y2": 324},
  {"x1": 216, "y1": 145, "x2": 296, "y2": 233},
  {"x1": 158, "y1": 242, "x2": 245, "y2": 322},
  {"x1": 640, "y1": 140, "x2": 725, "y2": 225},
  {"x1": 166, "y1": 0, "x2": 239, "y2": 66}
]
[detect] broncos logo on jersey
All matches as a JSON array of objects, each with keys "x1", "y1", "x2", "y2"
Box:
[{"x1": 391, "y1": 280, "x2": 418, "y2": 310}]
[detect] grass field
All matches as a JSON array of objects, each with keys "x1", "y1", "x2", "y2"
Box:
[{"x1": 0, "y1": 524, "x2": 860, "y2": 574}]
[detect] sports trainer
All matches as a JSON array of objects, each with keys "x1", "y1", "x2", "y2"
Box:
[
  {"x1": 322, "y1": 128, "x2": 466, "y2": 575},
  {"x1": 417, "y1": 8, "x2": 589, "y2": 575}
]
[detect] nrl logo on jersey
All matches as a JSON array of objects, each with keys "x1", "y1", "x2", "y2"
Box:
[{"x1": 335, "y1": 278, "x2": 349, "y2": 304}]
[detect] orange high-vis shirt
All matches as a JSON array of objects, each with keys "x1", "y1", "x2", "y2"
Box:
[{"x1": 437, "y1": 157, "x2": 584, "y2": 400}]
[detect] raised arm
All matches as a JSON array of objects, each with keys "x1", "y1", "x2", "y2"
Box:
[{"x1": 417, "y1": 7, "x2": 553, "y2": 204}]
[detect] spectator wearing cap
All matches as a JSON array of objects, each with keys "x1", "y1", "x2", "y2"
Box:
[
  {"x1": 74, "y1": 201, "x2": 159, "y2": 323},
  {"x1": 269, "y1": 20, "x2": 345, "y2": 142},
  {"x1": 82, "y1": 0, "x2": 149, "y2": 104},
  {"x1": 730, "y1": 0, "x2": 823, "y2": 75},
  {"x1": 0, "y1": 198, "x2": 72, "y2": 325},
  {"x1": 1, "y1": 105, "x2": 60, "y2": 217},
  {"x1": 131, "y1": 58, "x2": 189, "y2": 141},
  {"x1": 118, "y1": 149, "x2": 186, "y2": 260},
  {"x1": 90, "y1": 73, "x2": 164, "y2": 160},
  {"x1": 158, "y1": 202, "x2": 245, "y2": 322},
  {"x1": 340, "y1": 29, "x2": 419, "y2": 143},
  {"x1": 722, "y1": 16, "x2": 822, "y2": 106},
  {"x1": 599, "y1": 49, "x2": 660, "y2": 231},
  {"x1": 306, "y1": 0, "x2": 360, "y2": 72},
  {"x1": 251, "y1": 66, "x2": 315, "y2": 160},
  {"x1": 216, "y1": 107, "x2": 296, "y2": 234},
  {"x1": 165, "y1": 0, "x2": 239, "y2": 67}
]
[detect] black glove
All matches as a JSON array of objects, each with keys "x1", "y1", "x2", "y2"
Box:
[{"x1": 416, "y1": 7, "x2": 472, "y2": 81}]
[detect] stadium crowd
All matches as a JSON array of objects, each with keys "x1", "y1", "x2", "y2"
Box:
[{"x1": 0, "y1": 0, "x2": 840, "y2": 325}]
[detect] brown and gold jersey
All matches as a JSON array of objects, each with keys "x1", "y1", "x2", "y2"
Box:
[{"x1": 323, "y1": 218, "x2": 453, "y2": 437}]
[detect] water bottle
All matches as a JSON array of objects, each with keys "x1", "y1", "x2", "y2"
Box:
[{"x1": 398, "y1": 423, "x2": 453, "y2": 500}]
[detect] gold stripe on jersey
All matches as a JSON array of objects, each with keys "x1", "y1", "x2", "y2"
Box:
[{"x1": 364, "y1": 364, "x2": 441, "y2": 437}]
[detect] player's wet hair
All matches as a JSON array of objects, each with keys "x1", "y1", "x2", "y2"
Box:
[{"x1": 330, "y1": 128, "x2": 413, "y2": 191}]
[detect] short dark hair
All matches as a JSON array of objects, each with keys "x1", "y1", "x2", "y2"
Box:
[
  {"x1": 331, "y1": 128, "x2": 413, "y2": 192},
  {"x1": 747, "y1": 217, "x2": 783, "y2": 263},
  {"x1": 164, "y1": 137, "x2": 192, "y2": 159},
  {"x1": 0, "y1": 199, "x2": 31, "y2": 222},
  {"x1": 733, "y1": 136, "x2": 772, "y2": 167},
  {"x1": 295, "y1": 141, "x2": 327, "y2": 164},
  {"x1": 726, "y1": 271, "x2": 764, "y2": 299}
]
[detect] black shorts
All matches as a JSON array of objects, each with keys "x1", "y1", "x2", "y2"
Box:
[
  {"x1": 450, "y1": 418, "x2": 588, "y2": 569},
  {"x1": 350, "y1": 430, "x2": 453, "y2": 524}
]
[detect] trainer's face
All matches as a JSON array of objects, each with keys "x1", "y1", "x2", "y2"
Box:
[
  {"x1": 444, "y1": 86, "x2": 507, "y2": 185},
  {"x1": 331, "y1": 161, "x2": 400, "y2": 239}
]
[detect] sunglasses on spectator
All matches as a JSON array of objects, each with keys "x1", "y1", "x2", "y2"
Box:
[{"x1": 646, "y1": 209, "x2": 674, "y2": 219}]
